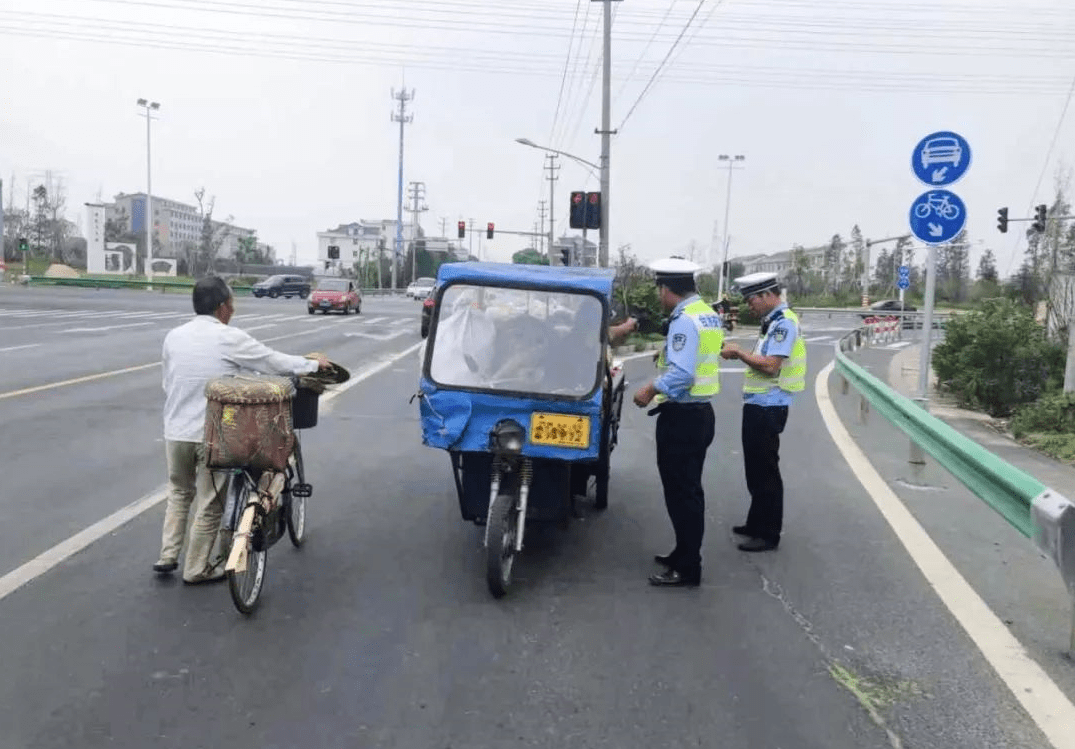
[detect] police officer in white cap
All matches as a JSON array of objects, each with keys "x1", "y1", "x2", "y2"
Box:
[
  {"x1": 632, "y1": 258, "x2": 723, "y2": 587},
  {"x1": 720, "y1": 272, "x2": 807, "y2": 552}
]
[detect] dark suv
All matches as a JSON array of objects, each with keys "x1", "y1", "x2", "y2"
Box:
[{"x1": 252, "y1": 274, "x2": 312, "y2": 299}]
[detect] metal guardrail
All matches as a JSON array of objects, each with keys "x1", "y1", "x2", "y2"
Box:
[
  {"x1": 18, "y1": 275, "x2": 256, "y2": 295},
  {"x1": 835, "y1": 327, "x2": 1075, "y2": 652}
]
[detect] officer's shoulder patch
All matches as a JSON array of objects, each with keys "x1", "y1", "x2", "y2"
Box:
[
  {"x1": 672, "y1": 332, "x2": 687, "y2": 351},
  {"x1": 772, "y1": 327, "x2": 788, "y2": 343}
]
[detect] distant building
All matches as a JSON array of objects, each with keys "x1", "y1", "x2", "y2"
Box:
[
  {"x1": 316, "y1": 220, "x2": 414, "y2": 271},
  {"x1": 553, "y1": 234, "x2": 597, "y2": 266}
]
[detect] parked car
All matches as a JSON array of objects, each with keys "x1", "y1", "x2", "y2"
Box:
[
  {"x1": 308, "y1": 278, "x2": 361, "y2": 315},
  {"x1": 406, "y1": 276, "x2": 436, "y2": 299},
  {"x1": 252, "y1": 274, "x2": 311, "y2": 299},
  {"x1": 860, "y1": 299, "x2": 917, "y2": 327},
  {"x1": 420, "y1": 286, "x2": 436, "y2": 337}
]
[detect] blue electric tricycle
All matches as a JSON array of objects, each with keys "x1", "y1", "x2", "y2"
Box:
[{"x1": 417, "y1": 262, "x2": 627, "y2": 598}]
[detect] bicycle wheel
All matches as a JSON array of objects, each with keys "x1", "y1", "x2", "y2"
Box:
[
  {"x1": 286, "y1": 441, "x2": 308, "y2": 547},
  {"x1": 227, "y1": 481, "x2": 267, "y2": 615}
]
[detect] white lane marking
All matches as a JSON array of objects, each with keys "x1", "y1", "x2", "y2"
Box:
[
  {"x1": 62, "y1": 322, "x2": 156, "y2": 333},
  {"x1": 815, "y1": 360, "x2": 1075, "y2": 749},
  {"x1": 0, "y1": 362, "x2": 161, "y2": 401},
  {"x1": 343, "y1": 330, "x2": 408, "y2": 342},
  {"x1": 0, "y1": 343, "x2": 42, "y2": 353},
  {"x1": 0, "y1": 318, "x2": 380, "y2": 401},
  {"x1": 361, "y1": 316, "x2": 388, "y2": 325},
  {"x1": 241, "y1": 323, "x2": 279, "y2": 332},
  {"x1": 0, "y1": 342, "x2": 423, "y2": 603}
]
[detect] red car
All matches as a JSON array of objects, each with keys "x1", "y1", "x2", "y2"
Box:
[
  {"x1": 308, "y1": 278, "x2": 361, "y2": 315},
  {"x1": 420, "y1": 286, "x2": 436, "y2": 337}
]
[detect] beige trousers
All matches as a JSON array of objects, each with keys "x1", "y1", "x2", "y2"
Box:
[{"x1": 160, "y1": 440, "x2": 229, "y2": 581}]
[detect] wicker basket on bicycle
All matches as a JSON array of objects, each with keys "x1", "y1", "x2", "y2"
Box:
[{"x1": 204, "y1": 375, "x2": 296, "y2": 472}]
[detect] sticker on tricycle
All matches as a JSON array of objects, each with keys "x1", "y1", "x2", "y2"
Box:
[{"x1": 529, "y1": 412, "x2": 591, "y2": 449}]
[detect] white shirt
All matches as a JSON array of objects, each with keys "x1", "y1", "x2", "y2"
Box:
[{"x1": 162, "y1": 315, "x2": 318, "y2": 442}]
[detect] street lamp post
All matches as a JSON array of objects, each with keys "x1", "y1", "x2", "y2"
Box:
[
  {"x1": 515, "y1": 138, "x2": 600, "y2": 267},
  {"x1": 137, "y1": 98, "x2": 160, "y2": 289},
  {"x1": 716, "y1": 154, "x2": 745, "y2": 300}
]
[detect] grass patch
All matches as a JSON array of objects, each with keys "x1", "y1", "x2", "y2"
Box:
[{"x1": 1017, "y1": 432, "x2": 1075, "y2": 465}]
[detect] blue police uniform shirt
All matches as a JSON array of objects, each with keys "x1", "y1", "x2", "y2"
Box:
[
  {"x1": 654, "y1": 294, "x2": 722, "y2": 403},
  {"x1": 744, "y1": 302, "x2": 798, "y2": 407}
]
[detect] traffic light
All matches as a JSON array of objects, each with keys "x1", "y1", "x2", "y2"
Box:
[
  {"x1": 487, "y1": 222, "x2": 494, "y2": 240},
  {"x1": 457, "y1": 221, "x2": 466, "y2": 239},
  {"x1": 996, "y1": 207, "x2": 1008, "y2": 234},
  {"x1": 327, "y1": 245, "x2": 340, "y2": 259},
  {"x1": 569, "y1": 191, "x2": 586, "y2": 229},
  {"x1": 17, "y1": 237, "x2": 28, "y2": 253},
  {"x1": 1032, "y1": 204, "x2": 1047, "y2": 233},
  {"x1": 585, "y1": 191, "x2": 601, "y2": 230},
  {"x1": 560, "y1": 248, "x2": 570, "y2": 266}
]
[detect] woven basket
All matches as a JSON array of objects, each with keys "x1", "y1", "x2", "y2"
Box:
[{"x1": 204, "y1": 376, "x2": 296, "y2": 471}]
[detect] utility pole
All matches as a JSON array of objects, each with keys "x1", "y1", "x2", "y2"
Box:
[
  {"x1": 440, "y1": 216, "x2": 447, "y2": 238},
  {"x1": 716, "y1": 154, "x2": 746, "y2": 300},
  {"x1": 468, "y1": 218, "x2": 475, "y2": 259},
  {"x1": 595, "y1": 0, "x2": 621, "y2": 268},
  {"x1": 537, "y1": 200, "x2": 548, "y2": 256},
  {"x1": 545, "y1": 154, "x2": 559, "y2": 266},
  {"x1": 405, "y1": 181, "x2": 427, "y2": 283},
  {"x1": 863, "y1": 234, "x2": 911, "y2": 307},
  {"x1": 136, "y1": 99, "x2": 160, "y2": 289},
  {"x1": 391, "y1": 87, "x2": 414, "y2": 290}
]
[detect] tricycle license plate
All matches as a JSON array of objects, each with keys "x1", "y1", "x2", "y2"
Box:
[{"x1": 529, "y1": 412, "x2": 590, "y2": 449}]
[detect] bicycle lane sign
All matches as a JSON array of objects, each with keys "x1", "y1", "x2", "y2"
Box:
[{"x1": 909, "y1": 188, "x2": 966, "y2": 244}]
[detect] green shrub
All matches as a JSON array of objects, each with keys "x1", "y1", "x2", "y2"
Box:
[
  {"x1": 1010, "y1": 391, "x2": 1075, "y2": 438},
  {"x1": 931, "y1": 298, "x2": 1065, "y2": 416}
]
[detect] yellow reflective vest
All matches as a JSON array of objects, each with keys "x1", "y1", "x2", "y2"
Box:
[
  {"x1": 655, "y1": 298, "x2": 725, "y2": 402},
  {"x1": 743, "y1": 307, "x2": 807, "y2": 394}
]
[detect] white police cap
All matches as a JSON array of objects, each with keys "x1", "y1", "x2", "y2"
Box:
[
  {"x1": 649, "y1": 257, "x2": 701, "y2": 283},
  {"x1": 734, "y1": 271, "x2": 781, "y2": 297}
]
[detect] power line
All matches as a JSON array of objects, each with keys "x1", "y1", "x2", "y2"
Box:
[
  {"x1": 547, "y1": 0, "x2": 584, "y2": 145},
  {"x1": 1003, "y1": 69, "x2": 1075, "y2": 276},
  {"x1": 617, "y1": 0, "x2": 721, "y2": 132},
  {"x1": 612, "y1": 0, "x2": 680, "y2": 109}
]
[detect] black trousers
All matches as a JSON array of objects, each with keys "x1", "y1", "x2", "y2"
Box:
[
  {"x1": 741, "y1": 403, "x2": 789, "y2": 544},
  {"x1": 655, "y1": 402, "x2": 715, "y2": 581}
]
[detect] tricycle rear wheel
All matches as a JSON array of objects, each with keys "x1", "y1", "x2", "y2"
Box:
[{"x1": 485, "y1": 493, "x2": 518, "y2": 599}]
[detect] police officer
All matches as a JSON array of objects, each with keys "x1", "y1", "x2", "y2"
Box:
[
  {"x1": 632, "y1": 258, "x2": 723, "y2": 587},
  {"x1": 719, "y1": 272, "x2": 806, "y2": 552}
]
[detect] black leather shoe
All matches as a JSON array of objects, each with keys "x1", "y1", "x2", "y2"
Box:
[
  {"x1": 648, "y1": 569, "x2": 700, "y2": 587},
  {"x1": 152, "y1": 560, "x2": 178, "y2": 574},
  {"x1": 737, "y1": 538, "x2": 778, "y2": 552},
  {"x1": 732, "y1": 525, "x2": 757, "y2": 537},
  {"x1": 653, "y1": 552, "x2": 678, "y2": 567}
]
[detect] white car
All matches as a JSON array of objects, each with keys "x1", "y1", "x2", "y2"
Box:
[{"x1": 406, "y1": 277, "x2": 436, "y2": 299}]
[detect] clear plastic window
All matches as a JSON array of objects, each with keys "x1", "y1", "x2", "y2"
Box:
[{"x1": 428, "y1": 284, "x2": 605, "y2": 397}]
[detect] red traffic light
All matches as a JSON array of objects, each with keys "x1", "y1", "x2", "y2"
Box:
[
  {"x1": 588, "y1": 193, "x2": 599, "y2": 204},
  {"x1": 457, "y1": 221, "x2": 466, "y2": 239},
  {"x1": 572, "y1": 192, "x2": 584, "y2": 204},
  {"x1": 486, "y1": 222, "x2": 494, "y2": 240}
]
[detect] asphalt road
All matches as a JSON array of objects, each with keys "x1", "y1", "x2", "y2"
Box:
[{"x1": 0, "y1": 287, "x2": 1068, "y2": 749}]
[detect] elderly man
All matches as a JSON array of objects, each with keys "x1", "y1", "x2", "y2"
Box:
[
  {"x1": 155, "y1": 276, "x2": 329, "y2": 583},
  {"x1": 632, "y1": 258, "x2": 723, "y2": 587},
  {"x1": 720, "y1": 272, "x2": 806, "y2": 552}
]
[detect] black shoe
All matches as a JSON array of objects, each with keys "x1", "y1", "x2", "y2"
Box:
[
  {"x1": 737, "y1": 538, "x2": 778, "y2": 553},
  {"x1": 648, "y1": 569, "x2": 700, "y2": 587},
  {"x1": 653, "y1": 551, "x2": 678, "y2": 567},
  {"x1": 732, "y1": 524, "x2": 758, "y2": 537},
  {"x1": 152, "y1": 560, "x2": 178, "y2": 574}
]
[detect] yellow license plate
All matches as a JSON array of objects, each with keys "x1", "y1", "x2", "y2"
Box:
[{"x1": 529, "y1": 412, "x2": 591, "y2": 449}]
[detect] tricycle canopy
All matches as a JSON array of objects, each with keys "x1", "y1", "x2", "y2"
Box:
[{"x1": 418, "y1": 262, "x2": 617, "y2": 460}]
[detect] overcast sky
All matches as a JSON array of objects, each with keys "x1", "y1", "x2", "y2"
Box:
[{"x1": 2, "y1": 0, "x2": 1074, "y2": 277}]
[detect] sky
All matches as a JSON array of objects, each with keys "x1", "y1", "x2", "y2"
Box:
[{"x1": 2, "y1": 0, "x2": 1074, "y2": 278}]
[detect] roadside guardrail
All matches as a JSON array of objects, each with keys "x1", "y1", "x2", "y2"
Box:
[
  {"x1": 835, "y1": 327, "x2": 1075, "y2": 654},
  {"x1": 16, "y1": 275, "x2": 409, "y2": 298}
]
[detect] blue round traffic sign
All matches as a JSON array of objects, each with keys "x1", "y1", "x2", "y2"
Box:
[
  {"x1": 897, "y1": 277, "x2": 910, "y2": 290},
  {"x1": 909, "y1": 189, "x2": 966, "y2": 244},
  {"x1": 897, "y1": 265, "x2": 910, "y2": 278},
  {"x1": 912, "y1": 131, "x2": 970, "y2": 186}
]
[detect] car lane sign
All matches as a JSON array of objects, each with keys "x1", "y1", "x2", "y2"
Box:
[{"x1": 912, "y1": 131, "x2": 970, "y2": 186}]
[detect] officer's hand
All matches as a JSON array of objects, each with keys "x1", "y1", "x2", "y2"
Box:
[
  {"x1": 720, "y1": 343, "x2": 740, "y2": 361},
  {"x1": 633, "y1": 383, "x2": 657, "y2": 408}
]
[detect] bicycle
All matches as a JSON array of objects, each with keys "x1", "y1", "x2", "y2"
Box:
[
  {"x1": 914, "y1": 193, "x2": 960, "y2": 221},
  {"x1": 221, "y1": 436, "x2": 310, "y2": 614}
]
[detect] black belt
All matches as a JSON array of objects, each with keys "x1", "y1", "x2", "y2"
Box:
[{"x1": 648, "y1": 400, "x2": 711, "y2": 416}]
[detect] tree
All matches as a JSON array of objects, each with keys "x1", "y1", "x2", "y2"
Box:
[
  {"x1": 787, "y1": 244, "x2": 810, "y2": 296},
  {"x1": 190, "y1": 188, "x2": 232, "y2": 278},
  {"x1": 512, "y1": 248, "x2": 547, "y2": 265},
  {"x1": 977, "y1": 248, "x2": 998, "y2": 283},
  {"x1": 942, "y1": 229, "x2": 971, "y2": 302},
  {"x1": 824, "y1": 234, "x2": 845, "y2": 294},
  {"x1": 847, "y1": 225, "x2": 865, "y2": 292}
]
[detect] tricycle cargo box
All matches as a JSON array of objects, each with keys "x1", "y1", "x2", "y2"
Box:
[{"x1": 203, "y1": 376, "x2": 296, "y2": 471}]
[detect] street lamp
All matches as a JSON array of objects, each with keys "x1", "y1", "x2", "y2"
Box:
[
  {"x1": 717, "y1": 154, "x2": 745, "y2": 299},
  {"x1": 137, "y1": 98, "x2": 160, "y2": 289},
  {"x1": 516, "y1": 137, "x2": 601, "y2": 268}
]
